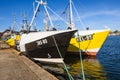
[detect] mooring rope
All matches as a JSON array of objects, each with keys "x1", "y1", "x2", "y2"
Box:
[
  {"x1": 52, "y1": 35, "x2": 74, "y2": 80},
  {"x1": 77, "y1": 31, "x2": 86, "y2": 80}
]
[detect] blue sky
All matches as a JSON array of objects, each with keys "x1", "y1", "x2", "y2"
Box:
[{"x1": 0, "y1": 0, "x2": 120, "y2": 32}]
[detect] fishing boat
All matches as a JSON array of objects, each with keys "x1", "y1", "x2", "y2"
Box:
[
  {"x1": 5, "y1": 15, "x2": 20, "y2": 47},
  {"x1": 68, "y1": 29, "x2": 110, "y2": 56},
  {"x1": 19, "y1": 0, "x2": 77, "y2": 63},
  {"x1": 66, "y1": 0, "x2": 110, "y2": 56},
  {"x1": 5, "y1": 33, "x2": 20, "y2": 47}
]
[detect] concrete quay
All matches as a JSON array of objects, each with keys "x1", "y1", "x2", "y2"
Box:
[{"x1": 0, "y1": 47, "x2": 58, "y2": 80}]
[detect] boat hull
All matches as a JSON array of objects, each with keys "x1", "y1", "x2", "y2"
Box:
[
  {"x1": 6, "y1": 34, "x2": 20, "y2": 47},
  {"x1": 20, "y1": 30, "x2": 77, "y2": 63},
  {"x1": 67, "y1": 29, "x2": 110, "y2": 56}
]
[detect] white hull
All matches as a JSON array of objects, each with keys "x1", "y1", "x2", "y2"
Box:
[
  {"x1": 20, "y1": 29, "x2": 77, "y2": 52},
  {"x1": 33, "y1": 58, "x2": 64, "y2": 63},
  {"x1": 19, "y1": 29, "x2": 77, "y2": 63}
]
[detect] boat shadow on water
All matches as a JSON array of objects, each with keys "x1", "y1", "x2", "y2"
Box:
[
  {"x1": 27, "y1": 51, "x2": 107, "y2": 80},
  {"x1": 29, "y1": 53, "x2": 84, "y2": 80}
]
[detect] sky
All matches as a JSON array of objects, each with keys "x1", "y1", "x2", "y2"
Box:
[{"x1": 0, "y1": 0, "x2": 120, "y2": 32}]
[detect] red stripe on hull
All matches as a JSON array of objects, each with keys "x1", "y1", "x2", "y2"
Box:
[{"x1": 67, "y1": 51, "x2": 97, "y2": 56}]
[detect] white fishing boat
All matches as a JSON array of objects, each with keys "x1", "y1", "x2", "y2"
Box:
[{"x1": 19, "y1": 0, "x2": 77, "y2": 63}]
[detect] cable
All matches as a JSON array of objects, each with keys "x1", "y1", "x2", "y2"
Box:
[
  {"x1": 52, "y1": 35, "x2": 74, "y2": 80},
  {"x1": 76, "y1": 31, "x2": 86, "y2": 80},
  {"x1": 72, "y1": 1, "x2": 86, "y2": 30}
]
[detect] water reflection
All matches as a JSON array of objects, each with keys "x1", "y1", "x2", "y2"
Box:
[{"x1": 65, "y1": 55, "x2": 107, "y2": 80}]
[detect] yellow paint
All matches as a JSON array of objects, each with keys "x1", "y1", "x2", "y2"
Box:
[
  {"x1": 16, "y1": 35, "x2": 20, "y2": 41},
  {"x1": 6, "y1": 35, "x2": 20, "y2": 47},
  {"x1": 68, "y1": 58, "x2": 107, "y2": 80},
  {"x1": 68, "y1": 29, "x2": 110, "y2": 52},
  {"x1": 6, "y1": 38, "x2": 15, "y2": 47}
]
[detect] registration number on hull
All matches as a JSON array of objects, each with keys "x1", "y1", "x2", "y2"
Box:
[
  {"x1": 36, "y1": 39, "x2": 48, "y2": 46},
  {"x1": 76, "y1": 34, "x2": 94, "y2": 42}
]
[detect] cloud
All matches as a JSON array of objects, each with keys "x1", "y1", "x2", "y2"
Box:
[{"x1": 81, "y1": 10, "x2": 120, "y2": 19}]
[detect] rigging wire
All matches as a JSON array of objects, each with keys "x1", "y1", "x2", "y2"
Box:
[
  {"x1": 11, "y1": 14, "x2": 19, "y2": 33},
  {"x1": 72, "y1": 1, "x2": 86, "y2": 30},
  {"x1": 70, "y1": 0, "x2": 86, "y2": 79},
  {"x1": 62, "y1": 4, "x2": 70, "y2": 27},
  {"x1": 52, "y1": 35, "x2": 74, "y2": 80},
  {"x1": 43, "y1": 2, "x2": 55, "y2": 29},
  {"x1": 77, "y1": 31, "x2": 86, "y2": 80},
  {"x1": 29, "y1": 0, "x2": 41, "y2": 31},
  {"x1": 46, "y1": 6, "x2": 70, "y2": 28}
]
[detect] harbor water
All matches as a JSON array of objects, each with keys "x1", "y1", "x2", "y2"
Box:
[{"x1": 64, "y1": 36, "x2": 120, "y2": 80}]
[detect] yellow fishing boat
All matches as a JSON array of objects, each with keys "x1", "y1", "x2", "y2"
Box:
[
  {"x1": 5, "y1": 15, "x2": 21, "y2": 47},
  {"x1": 6, "y1": 34, "x2": 20, "y2": 47},
  {"x1": 67, "y1": 29, "x2": 110, "y2": 56},
  {"x1": 65, "y1": 0, "x2": 110, "y2": 56}
]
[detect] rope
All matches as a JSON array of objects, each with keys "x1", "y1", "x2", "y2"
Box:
[
  {"x1": 76, "y1": 31, "x2": 86, "y2": 80},
  {"x1": 72, "y1": 2, "x2": 86, "y2": 30},
  {"x1": 52, "y1": 36, "x2": 74, "y2": 80},
  {"x1": 46, "y1": 6, "x2": 70, "y2": 27}
]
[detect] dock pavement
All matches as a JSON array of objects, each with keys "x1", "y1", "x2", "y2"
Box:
[{"x1": 0, "y1": 41, "x2": 58, "y2": 80}]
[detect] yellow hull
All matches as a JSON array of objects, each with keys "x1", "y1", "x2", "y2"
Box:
[
  {"x1": 6, "y1": 35, "x2": 20, "y2": 47},
  {"x1": 67, "y1": 29, "x2": 110, "y2": 56},
  {"x1": 6, "y1": 38, "x2": 15, "y2": 47}
]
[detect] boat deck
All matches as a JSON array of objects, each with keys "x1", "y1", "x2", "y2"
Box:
[{"x1": 0, "y1": 42, "x2": 58, "y2": 80}]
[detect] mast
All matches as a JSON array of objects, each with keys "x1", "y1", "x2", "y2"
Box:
[
  {"x1": 21, "y1": 13, "x2": 28, "y2": 32},
  {"x1": 11, "y1": 14, "x2": 17, "y2": 33},
  {"x1": 29, "y1": 0, "x2": 54, "y2": 31},
  {"x1": 69, "y1": 0, "x2": 74, "y2": 29},
  {"x1": 43, "y1": 1, "x2": 55, "y2": 29},
  {"x1": 44, "y1": 13, "x2": 49, "y2": 31},
  {"x1": 29, "y1": 0, "x2": 41, "y2": 31}
]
